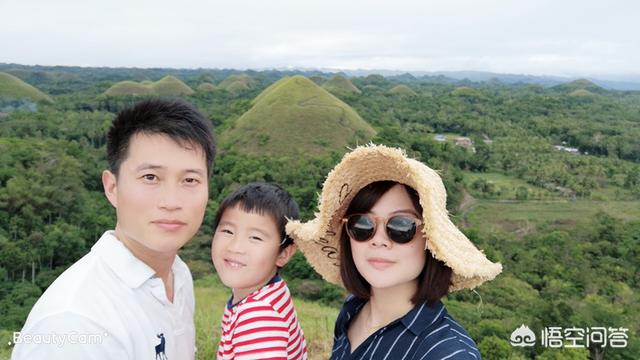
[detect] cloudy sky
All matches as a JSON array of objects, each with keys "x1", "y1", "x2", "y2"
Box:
[{"x1": 1, "y1": 0, "x2": 638, "y2": 78}]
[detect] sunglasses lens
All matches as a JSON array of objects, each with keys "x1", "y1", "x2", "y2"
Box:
[
  {"x1": 387, "y1": 216, "x2": 417, "y2": 243},
  {"x1": 346, "y1": 215, "x2": 375, "y2": 241}
]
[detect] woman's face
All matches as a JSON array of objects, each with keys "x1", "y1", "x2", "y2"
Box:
[{"x1": 349, "y1": 184, "x2": 426, "y2": 291}]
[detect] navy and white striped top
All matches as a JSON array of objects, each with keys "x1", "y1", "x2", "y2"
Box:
[{"x1": 331, "y1": 296, "x2": 481, "y2": 360}]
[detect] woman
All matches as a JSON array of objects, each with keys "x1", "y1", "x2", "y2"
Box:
[{"x1": 287, "y1": 144, "x2": 502, "y2": 359}]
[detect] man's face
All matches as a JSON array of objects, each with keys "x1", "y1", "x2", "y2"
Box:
[{"x1": 103, "y1": 133, "x2": 208, "y2": 254}]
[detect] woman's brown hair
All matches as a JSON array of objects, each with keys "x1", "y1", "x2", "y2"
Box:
[{"x1": 338, "y1": 181, "x2": 452, "y2": 307}]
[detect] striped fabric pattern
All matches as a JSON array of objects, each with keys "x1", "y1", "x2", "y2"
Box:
[
  {"x1": 217, "y1": 276, "x2": 307, "y2": 360},
  {"x1": 331, "y1": 296, "x2": 481, "y2": 360}
]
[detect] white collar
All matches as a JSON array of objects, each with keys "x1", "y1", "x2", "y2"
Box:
[{"x1": 92, "y1": 231, "x2": 188, "y2": 290}]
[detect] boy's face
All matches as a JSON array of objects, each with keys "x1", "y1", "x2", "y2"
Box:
[
  {"x1": 103, "y1": 133, "x2": 208, "y2": 255},
  {"x1": 211, "y1": 205, "x2": 295, "y2": 302}
]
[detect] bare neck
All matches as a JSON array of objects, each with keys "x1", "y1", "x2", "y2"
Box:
[{"x1": 365, "y1": 280, "x2": 417, "y2": 328}]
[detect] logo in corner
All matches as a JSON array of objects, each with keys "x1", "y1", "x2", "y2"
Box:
[{"x1": 510, "y1": 324, "x2": 536, "y2": 347}]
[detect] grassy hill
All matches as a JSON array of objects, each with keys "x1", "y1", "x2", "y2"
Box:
[
  {"x1": 309, "y1": 76, "x2": 327, "y2": 85},
  {"x1": 321, "y1": 75, "x2": 361, "y2": 96},
  {"x1": 364, "y1": 74, "x2": 385, "y2": 84},
  {"x1": 451, "y1": 86, "x2": 483, "y2": 98},
  {"x1": 218, "y1": 74, "x2": 254, "y2": 94},
  {"x1": 388, "y1": 84, "x2": 417, "y2": 97},
  {"x1": 569, "y1": 89, "x2": 596, "y2": 97},
  {"x1": 221, "y1": 75, "x2": 375, "y2": 156},
  {"x1": 150, "y1": 75, "x2": 194, "y2": 96},
  {"x1": 104, "y1": 80, "x2": 154, "y2": 96},
  {"x1": 0, "y1": 72, "x2": 53, "y2": 103},
  {"x1": 251, "y1": 76, "x2": 291, "y2": 105},
  {"x1": 197, "y1": 83, "x2": 216, "y2": 92},
  {"x1": 554, "y1": 78, "x2": 605, "y2": 94},
  {"x1": 104, "y1": 76, "x2": 193, "y2": 97}
]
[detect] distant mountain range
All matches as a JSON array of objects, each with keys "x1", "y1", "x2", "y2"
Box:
[
  {"x1": 2, "y1": 62, "x2": 639, "y2": 91},
  {"x1": 336, "y1": 69, "x2": 640, "y2": 91}
]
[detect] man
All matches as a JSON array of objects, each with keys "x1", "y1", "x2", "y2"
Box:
[{"x1": 12, "y1": 98, "x2": 216, "y2": 359}]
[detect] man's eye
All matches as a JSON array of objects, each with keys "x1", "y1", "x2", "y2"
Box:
[
  {"x1": 185, "y1": 177, "x2": 200, "y2": 184},
  {"x1": 142, "y1": 174, "x2": 157, "y2": 181}
]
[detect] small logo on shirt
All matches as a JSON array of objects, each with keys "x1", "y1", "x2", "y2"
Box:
[
  {"x1": 510, "y1": 324, "x2": 536, "y2": 347},
  {"x1": 155, "y1": 333, "x2": 168, "y2": 359}
]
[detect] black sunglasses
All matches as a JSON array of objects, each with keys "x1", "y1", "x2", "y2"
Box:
[{"x1": 342, "y1": 214, "x2": 422, "y2": 244}]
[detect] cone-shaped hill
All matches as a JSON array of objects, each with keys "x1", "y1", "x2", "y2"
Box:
[
  {"x1": 309, "y1": 76, "x2": 327, "y2": 85},
  {"x1": 218, "y1": 74, "x2": 254, "y2": 94},
  {"x1": 569, "y1": 89, "x2": 596, "y2": 97},
  {"x1": 0, "y1": 72, "x2": 53, "y2": 103},
  {"x1": 104, "y1": 76, "x2": 193, "y2": 97},
  {"x1": 251, "y1": 76, "x2": 291, "y2": 105},
  {"x1": 151, "y1": 76, "x2": 194, "y2": 96},
  {"x1": 388, "y1": 84, "x2": 417, "y2": 97},
  {"x1": 553, "y1": 79, "x2": 605, "y2": 94},
  {"x1": 322, "y1": 75, "x2": 361, "y2": 96},
  {"x1": 197, "y1": 83, "x2": 216, "y2": 92},
  {"x1": 222, "y1": 75, "x2": 375, "y2": 156},
  {"x1": 105, "y1": 81, "x2": 154, "y2": 96}
]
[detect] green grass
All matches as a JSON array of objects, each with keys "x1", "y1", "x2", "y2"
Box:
[
  {"x1": 194, "y1": 275, "x2": 338, "y2": 360},
  {"x1": 0, "y1": 329, "x2": 12, "y2": 360},
  {"x1": 221, "y1": 75, "x2": 375, "y2": 156},
  {"x1": 462, "y1": 171, "x2": 637, "y2": 202},
  {"x1": 462, "y1": 171, "x2": 558, "y2": 200},
  {"x1": 321, "y1": 75, "x2": 361, "y2": 95},
  {"x1": 251, "y1": 76, "x2": 290, "y2": 105},
  {"x1": 0, "y1": 72, "x2": 53, "y2": 103},
  {"x1": 464, "y1": 198, "x2": 640, "y2": 234}
]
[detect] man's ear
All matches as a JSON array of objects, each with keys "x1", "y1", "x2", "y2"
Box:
[
  {"x1": 102, "y1": 170, "x2": 118, "y2": 209},
  {"x1": 276, "y1": 243, "x2": 297, "y2": 268}
]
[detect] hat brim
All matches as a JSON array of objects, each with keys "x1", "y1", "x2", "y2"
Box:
[{"x1": 286, "y1": 144, "x2": 502, "y2": 292}]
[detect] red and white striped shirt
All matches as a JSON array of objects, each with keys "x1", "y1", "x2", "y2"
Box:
[{"x1": 216, "y1": 276, "x2": 307, "y2": 360}]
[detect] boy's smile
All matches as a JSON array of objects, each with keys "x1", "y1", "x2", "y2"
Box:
[{"x1": 211, "y1": 205, "x2": 292, "y2": 303}]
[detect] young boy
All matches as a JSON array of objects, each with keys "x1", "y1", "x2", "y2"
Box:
[{"x1": 211, "y1": 182, "x2": 308, "y2": 360}]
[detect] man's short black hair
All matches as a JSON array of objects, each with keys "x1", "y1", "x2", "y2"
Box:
[
  {"x1": 107, "y1": 98, "x2": 216, "y2": 176},
  {"x1": 213, "y1": 182, "x2": 300, "y2": 250}
]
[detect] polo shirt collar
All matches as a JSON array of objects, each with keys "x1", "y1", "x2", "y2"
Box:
[
  {"x1": 92, "y1": 230, "x2": 185, "y2": 289},
  {"x1": 341, "y1": 296, "x2": 446, "y2": 336},
  {"x1": 226, "y1": 273, "x2": 282, "y2": 309}
]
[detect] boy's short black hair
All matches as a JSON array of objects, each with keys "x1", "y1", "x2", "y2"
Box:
[
  {"x1": 339, "y1": 181, "x2": 453, "y2": 307},
  {"x1": 213, "y1": 182, "x2": 300, "y2": 250},
  {"x1": 107, "y1": 98, "x2": 216, "y2": 176}
]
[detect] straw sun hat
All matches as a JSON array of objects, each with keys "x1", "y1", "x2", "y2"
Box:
[{"x1": 286, "y1": 144, "x2": 502, "y2": 292}]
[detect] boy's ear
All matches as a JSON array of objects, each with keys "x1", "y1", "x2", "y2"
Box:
[
  {"x1": 102, "y1": 170, "x2": 118, "y2": 208},
  {"x1": 276, "y1": 243, "x2": 297, "y2": 268}
]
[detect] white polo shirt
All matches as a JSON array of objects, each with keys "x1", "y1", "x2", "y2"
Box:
[{"x1": 11, "y1": 230, "x2": 196, "y2": 360}]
